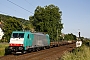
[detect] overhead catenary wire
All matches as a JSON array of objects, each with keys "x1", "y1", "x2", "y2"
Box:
[
  {"x1": 23, "y1": 0, "x2": 36, "y2": 19},
  {"x1": 0, "y1": 11, "x2": 25, "y2": 19},
  {"x1": 7, "y1": 0, "x2": 34, "y2": 14},
  {"x1": 24, "y1": 0, "x2": 35, "y2": 8},
  {"x1": 0, "y1": 11, "x2": 9, "y2": 15},
  {"x1": 0, "y1": 2, "x2": 25, "y2": 16}
]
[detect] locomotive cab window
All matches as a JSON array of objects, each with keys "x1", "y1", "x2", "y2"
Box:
[
  {"x1": 19, "y1": 33, "x2": 24, "y2": 38},
  {"x1": 27, "y1": 34, "x2": 29, "y2": 39},
  {"x1": 12, "y1": 33, "x2": 18, "y2": 38},
  {"x1": 12, "y1": 33, "x2": 24, "y2": 38}
]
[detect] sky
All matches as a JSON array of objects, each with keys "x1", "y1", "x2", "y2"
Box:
[{"x1": 0, "y1": 0, "x2": 90, "y2": 38}]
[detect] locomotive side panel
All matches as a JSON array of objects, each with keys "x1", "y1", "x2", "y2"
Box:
[
  {"x1": 32, "y1": 33, "x2": 50, "y2": 48},
  {"x1": 23, "y1": 32, "x2": 33, "y2": 50}
]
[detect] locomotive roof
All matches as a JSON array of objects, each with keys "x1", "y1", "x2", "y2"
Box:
[
  {"x1": 32, "y1": 33, "x2": 46, "y2": 35},
  {"x1": 12, "y1": 31, "x2": 30, "y2": 33},
  {"x1": 12, "y1": 31, "x2": 49, "y2": 36}
]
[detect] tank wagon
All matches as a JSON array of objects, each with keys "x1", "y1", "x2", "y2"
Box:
[{"x1": 8, "y1": 31, "x2": 50, "y2": 54}]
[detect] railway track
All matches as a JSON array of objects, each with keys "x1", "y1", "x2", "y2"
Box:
[{"x1": 0, "y1": 43, "x2": 76, "y2": 60}]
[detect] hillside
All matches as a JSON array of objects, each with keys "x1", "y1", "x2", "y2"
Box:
[{"x1": 0, "y1": 14, "x2": 33, "y2": 42}]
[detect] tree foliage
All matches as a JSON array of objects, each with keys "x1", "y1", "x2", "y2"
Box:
[
  {"x1": 2, "y1": 18, "x2": 23, "y2": 42},
  {"x1": 0, "y1": 14, "x2": 29, "y2": 42},
  {"x1": 64, "y1": 33, "x2": 77, "y2": 40},
  {"x1": 29, "y1": 4, "x2": 63, "y2": 40}
]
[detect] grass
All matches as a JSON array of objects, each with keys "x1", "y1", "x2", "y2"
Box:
[
  {"x1": 0, "y1": 43, "x2": 9, "y2": 56},
  {"x1": 60, "y1": 44, "x2": 90, "y2": 60}
]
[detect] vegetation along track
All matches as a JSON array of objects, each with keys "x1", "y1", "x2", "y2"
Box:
[{"x1": 0, "y1": 43, "x2": 76, "y2": 60}]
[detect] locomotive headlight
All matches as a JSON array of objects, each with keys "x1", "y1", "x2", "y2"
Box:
[
  {"x1": 9, "y1": 47, "x2": 13, "y2": 49},
  {"x1": 19, "y1": 47, "x2": 23, "y2": 50}
]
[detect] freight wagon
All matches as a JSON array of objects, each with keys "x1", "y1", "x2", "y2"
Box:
[{"x1": 8, "y1": 31, "x2": 50, "y2": 54}]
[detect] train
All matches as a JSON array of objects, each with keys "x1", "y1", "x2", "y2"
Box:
[
  {"x1": 7, "y1": 31, "x2": 76, "y2": 54},
  {"x1": 8, "y1": 31, "x2": 50, "y2": 54}
]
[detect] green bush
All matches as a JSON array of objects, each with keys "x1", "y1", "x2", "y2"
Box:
[
  {"x1": 60, "y1": 45, "x2": 90, "y2": 60},
  {"x1": 0, "y1": 43, "x2": 9, "y2": 56}
]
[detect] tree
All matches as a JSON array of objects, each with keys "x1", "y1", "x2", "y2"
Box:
[
  {"x1": 64, "y1": 33, "x2": 77, "y2": 40},
  {"x1": 0, "y1": 14, "x2": 33, "y2": 42},
  {"x1": 2, "y1": 18, "x2": 23, "y2": 42},
  {"x1": 29, "y1": 4, "x2": 63, "y2": 41}
]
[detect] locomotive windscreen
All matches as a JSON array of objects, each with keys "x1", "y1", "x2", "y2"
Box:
[{"x1": 12, "y1": 33, "x2": 24, "y2": 38}]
